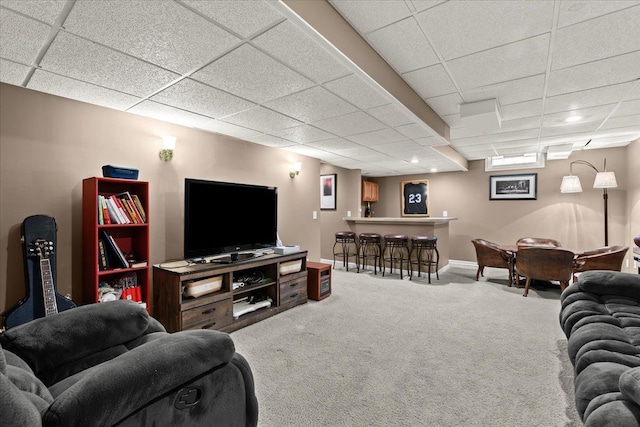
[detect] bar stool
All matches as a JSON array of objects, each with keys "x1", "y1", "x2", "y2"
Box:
[
  {"x1": 333, "y1": 231, "x2": 359, "y2": 272},
  {"x1": 409, "y1": 235, "x2": 440, "y2": 283},
  {"x1": 359, "y1": 233, "x2": 382, "y2": 275},
  {"x1": 382, "y1": 234, "x2": 410, "y2": 278}
]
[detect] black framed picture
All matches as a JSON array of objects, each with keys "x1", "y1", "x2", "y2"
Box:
[
  {"x1": 401, "y1": 180, "x2": 429, "y2": 216},
  {"x1": 489, "y1": 173, "x2": 537, "y2": 200},
  {"x1": 320, "y1": 174, "x2": 336, "y2": 210}
]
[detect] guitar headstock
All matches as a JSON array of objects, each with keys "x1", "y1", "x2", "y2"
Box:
[{"x1": 29, "y1": 239, "x2": 54, "y2": 260}]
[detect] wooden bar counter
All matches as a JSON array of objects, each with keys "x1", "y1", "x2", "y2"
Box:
[{"x1": 343, "y1": 217, "x2": 457, "y2": 270}]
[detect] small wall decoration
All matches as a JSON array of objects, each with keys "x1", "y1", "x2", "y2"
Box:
[
  {"x1": 320, "y1": 174, "x2": 337, "y2": 210},
  {"x1": 489, "y1": 173, "x2": 537, "y2": 200},
  {"x1": 401, "y1": 180, "x2": 429, "y2": 217}
]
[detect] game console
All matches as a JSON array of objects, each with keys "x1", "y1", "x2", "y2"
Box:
[
  {"x1": 183, "y1": 275, "x2": 222, "y2": 298},
  {"x1": 274, "y1": 245, "x2": 300, "y2": 255}
]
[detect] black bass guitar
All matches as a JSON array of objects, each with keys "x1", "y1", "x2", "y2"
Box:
[{"x1": 3, "y1": 215, "x2": 75, "y2": 329}]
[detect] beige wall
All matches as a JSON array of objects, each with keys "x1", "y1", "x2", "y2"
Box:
[
  {"x1": 0, "y1": 84, "x2": 321, "y2": 313},
  {"x1": 371, "y1": 145, "x2": 637, "y2": 272}
]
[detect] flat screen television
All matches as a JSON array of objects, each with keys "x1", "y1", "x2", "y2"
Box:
[{"x1": 184, "y1": 179, "x2": 278, "y2": 261}]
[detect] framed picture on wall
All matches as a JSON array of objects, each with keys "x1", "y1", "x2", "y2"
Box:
[
  {"x1": 401, "y1": 180, "x2": 429, "y2": 217},
  {"x1": 320, "y1": 174, "x2": 337, "y2": 210},
  {"x1": 489, "y1": 173, "x2": 537, "y2": 200}
]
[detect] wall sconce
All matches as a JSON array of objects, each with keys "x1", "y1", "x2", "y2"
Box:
[
  {"x1": 159, "y1": 136, "x2": 176, "y2": 161},
  {"x1": 560, "y1": 158, "x2": 618, "y2": 245},
  {"x1": 289, "y1": 161, "x2": 302, "y2": 178}
]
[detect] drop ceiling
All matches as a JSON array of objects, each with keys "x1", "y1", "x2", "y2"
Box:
[{"x1": 1, "y1": 0, "x2": 638, "y2": 176}]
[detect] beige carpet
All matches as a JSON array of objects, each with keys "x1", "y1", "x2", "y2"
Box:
[{"x1": 230, "y1": 264, "x2": 581, "y2": 427}]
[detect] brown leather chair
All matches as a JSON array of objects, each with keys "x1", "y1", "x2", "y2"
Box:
[
  {"x1": 471, "y1": 239, "x2": 513, "y2": 284},
  {"x1": 516, "y1": 237, "x2": 562, "y2": 247},
  {"x1": 515, "y1": 246, "x2": 575, "y2": 297},
  {"x1": 572, "y1": 245, "x2": 629, "y2": 281}
]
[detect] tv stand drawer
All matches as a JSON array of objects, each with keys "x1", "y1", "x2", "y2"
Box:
[
  {"x1": 182, "y1": 298, "x2": 232, "y2": 330},
  {"x1": 280, "y1": 276, "x2": 307, "y2": 305}
]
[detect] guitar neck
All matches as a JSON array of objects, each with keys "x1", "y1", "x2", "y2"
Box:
[{"x1": 40, "y1": 258, "x2": 58, "y2": 316}]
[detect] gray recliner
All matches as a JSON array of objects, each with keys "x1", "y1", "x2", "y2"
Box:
[{"x1": 0, "y1": 300, "x2": 258, "y2": 427}]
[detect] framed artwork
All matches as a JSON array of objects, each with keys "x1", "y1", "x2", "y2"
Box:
[
  {"x1": 489, "y1": 173, "x2": 537, "y2": 200},
  {"x1": 401, "y1": 180, "x2": 429, "y2": 217},
  {"x1": 320, "y1": 174, "x2": 337, "y2": 210}
]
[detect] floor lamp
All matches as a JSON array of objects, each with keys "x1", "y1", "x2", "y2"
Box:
[{"x1": 560, "y1": 158, "x2": 617, "y2": 246}]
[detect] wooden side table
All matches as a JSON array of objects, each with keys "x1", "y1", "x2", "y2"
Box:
[{"x1": 307, "y1": 262, "x2": 331, "y2": 301}]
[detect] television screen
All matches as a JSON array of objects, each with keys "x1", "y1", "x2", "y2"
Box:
[{"x1": 184, "y1": 179, "x2": 277, "y2": 260}]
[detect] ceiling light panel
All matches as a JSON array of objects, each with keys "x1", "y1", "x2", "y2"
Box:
[
  {"x1": 251, "y1": 20, "x2": 351, "y2": 84},
  {"x1": 39, "y1": 32, "x2": 179, "y2": 97},
  {"x1": 182, "y1": 0, "x2": 283, "y2": 38},
  {"x1": 63, "y1": 0, "x2": 240, "y2": 74},
  {"x1": 191, "y1": 44, "x2": 314, "y2": 104},
  {"x1": 150, "y1": 78, "x2": 256, "y2": 118},
  {"x1": 28, "y1": 70, "x2": 141, "y2": 110}
]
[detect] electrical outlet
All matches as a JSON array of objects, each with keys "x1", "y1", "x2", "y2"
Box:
[{"x1": 347, "y1": 211, "x2": 352, "y2": 217}]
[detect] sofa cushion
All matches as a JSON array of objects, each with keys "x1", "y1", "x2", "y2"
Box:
[
  {"x1": 620, "y1": 367, "x2": 640, "y2": 406},
  {"x1": 0, "y1": 372, "x2": 43, "y2": 427},
  {"x1": 579, "y1": 271, "x2": 640, "y2": 299},
  {"x1": 575, "y1": 362, "x2": 630, "y2": 418}
]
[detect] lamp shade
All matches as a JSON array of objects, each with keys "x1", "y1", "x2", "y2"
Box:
[
  {"x1": 593, "y1": 171, "x2": 617, "y2": 188},
  {"x1": 162, "y1": 135, "x2": 176, "y2": 150},
  {"x1": 560, "y1": 175, "x2": 582, "y2": 193}
]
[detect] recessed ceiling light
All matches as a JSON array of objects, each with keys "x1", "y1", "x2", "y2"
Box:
[
  {"x1": 410, "y1": 158, "x2": 419, "y2": 164},
  {"x1": 565, "y1": 115, "x2": 582, "y2": 123},
  {"x1": 430, "y1": 168, "x2": 438, "y2": 172}
]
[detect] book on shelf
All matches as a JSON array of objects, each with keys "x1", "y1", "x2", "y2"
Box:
[
  {"x1": 98, "y1": 239, "x2": 110, "y2": 270},
  {"x1": 117, "y1": 191, "x2": 145, "y2": 224},
  {"x1": 131, "y1": 194, "x2": 147, "y2": 222},
  {"x1": 129, "y1": 260, "x2": 148, "y2": 268},
  {"x1": 100, "y1": 230, "x2": 128, "y2": 268}
]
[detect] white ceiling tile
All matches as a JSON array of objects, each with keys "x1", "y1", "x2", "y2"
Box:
[
  {"x1": 192, "y1": 44, "x2": 314, "y2": 104},
  {"x1": 409, "y1": 1, "x2": 448, "y2": 13},
  {"x1": 494, "y1": 144, "x2": 541, "y2": 156},
  {"x1": 366, "y1": 104, "x2": 415, "y2": 127},
  {"x1": 0, "y1": 59, "x2": 30, "y2": 85},
  {"x1": 182, "y1": 0, "x2": 283, "y2": 38},
  {"x1": 557, "y1": 1, "x2": 640, "y2": 28},
  {"x1": 197, "y1": 119, "x2": 261, "y2": 139},
  {"x1": 395, "y1": 123, "x2": 434, "y2": 139},
  {"x1": 547, "y1": 51, "x2": 640, "y2": 96},
  {"x1": 1, "y1": 0, "x2": 66, "y2": 24},
  {"x1": 28, "y1": 70, "x2": 141, "y2": 110},
  {"x1": 448, "y1": 35, "x2": 550, "y2": 90},
  {"x1": 365, "y1": 17, "x2": 439, "y2": 74},
  {"x1": 613, "y1": 98, "x2": 640, "y2": 117},
  {"x1": 417, "y1": 0, "x2": 554, "y2": 60},
  {"x1": 542, "y1": 104, "x2": 618, "y2": 128},
  {"x1": 63, "y1": 0, "x2": 240, "y2": 74},
  {"x1": 454, "y1": 129, "x2": 540, "y2": 146},
  {"x1": 414, "y1": 136, "x2": 446, "y2": 146},
  {"x1": 311, "y1": 111, "x2": 386, "y2": 136},
  {"x1": 426, "y1": 92, "x2": 463, "y2": 117},
  {"x1": 252, "y1": 20, "x2": 350, "y2": 83},
  {"x1": 463, "y1": 74, "x2": 546, "y2": 106},
  {"x1": 403, "y1": 64, "x2": 457, "y2": 99},
  {"x1": 270, "y1": 125, "x2": 336, "y2": 144},
  {"x1": 244, "y1": 134, "x2": 297, "y2": 148},
  {"x1": 150, "y1": 78, "x2": 255, "y2": 119},
  {"x1": 540, "y1": 121, "x2": 600, "y2": 138},
  {"x1": 544, "y1": 81, "x2": 636, "y2": 114},
  {"x1": 220, "y1": 106, "x2": 302, "y2": 133},
  {"x1": 328, "y1": 0, "x2": 412, "y2": 34},
  {"x1": 356, "y1": 153, "x2": 396, "y2": 163},
  {"x1": 39, "y1": 32, "x2": 179, "y2": 97},
  {"x1": 265, "y1": 86, "x2": 358, "y2": 122},
  {"x1": 0, "y1": 8, "x2": 51, "y2": 65},
  {"x1": 346, "y1": 128, "x2": 408, "y2": 146},
  {"x1": 280, "y1": 144, "x2": 333, "y2": 160},
  {"x1": 553, "y1": 6, "x2": 640, "y2": 70},
  {"x1": 335, "y1": 146, "x2": 381, "y2": 158},
  {"x1": 128, "y1": 100, "x2": 211, "y2": 128},
  {"x1": 500, "y1": 99, "x2": 543, "y2": 121},
  {"x1": 374, "y1": 140, "x2": 423, "y2": 154},
  {"x1": 324, "y1": 74, "x2": 390, "y2": 110},
  {"x1": 600, "y1": 114, "x2": 640, "y2": 130},
  {"x1": 306, "y1": 138, "x2": 363, "y2": 152}
]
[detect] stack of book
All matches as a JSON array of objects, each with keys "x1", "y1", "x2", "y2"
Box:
[
  {"x1": 98, "y1": 191, "x2": 146, "y2": 225},
  {"x1": 98, "y1": 229, "x2": 147, "y2": 270}
]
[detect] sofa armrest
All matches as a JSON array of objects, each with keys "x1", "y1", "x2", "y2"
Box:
[
  {"x1": 0, "y1": 301, "x2": 154, "y2": 374},
  {"x1": 578, "y1": 271, "x2": 640, "y2": 299},
  {"x1": 44, "y1": 329, "x2": 236, "y2": 427}
]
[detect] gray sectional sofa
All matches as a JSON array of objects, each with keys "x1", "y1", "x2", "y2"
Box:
[{"x1": 560, "y1": 270, "x2": 640, "y2": 426}]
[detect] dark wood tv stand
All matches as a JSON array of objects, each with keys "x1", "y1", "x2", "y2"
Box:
[{"x1": 153, "y1": 251, "x2": 307, "y2": 333}]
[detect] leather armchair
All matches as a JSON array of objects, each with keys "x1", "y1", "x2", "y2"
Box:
[
  {"x1": 572, "y1": 245, "x2": 628, "y2": 281},
  {"x1": 516, "y1": 237, "x2": 562, "y2": 247},
  {"x1": 0, "y1": 300, "x2": 258, "y2": 427},
  {"x1": 515, "y1": 246, "x2": 574, "y2": 297},
  {"x1": 471, "y1": 239, "x2": 513, "y2": 284}
]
